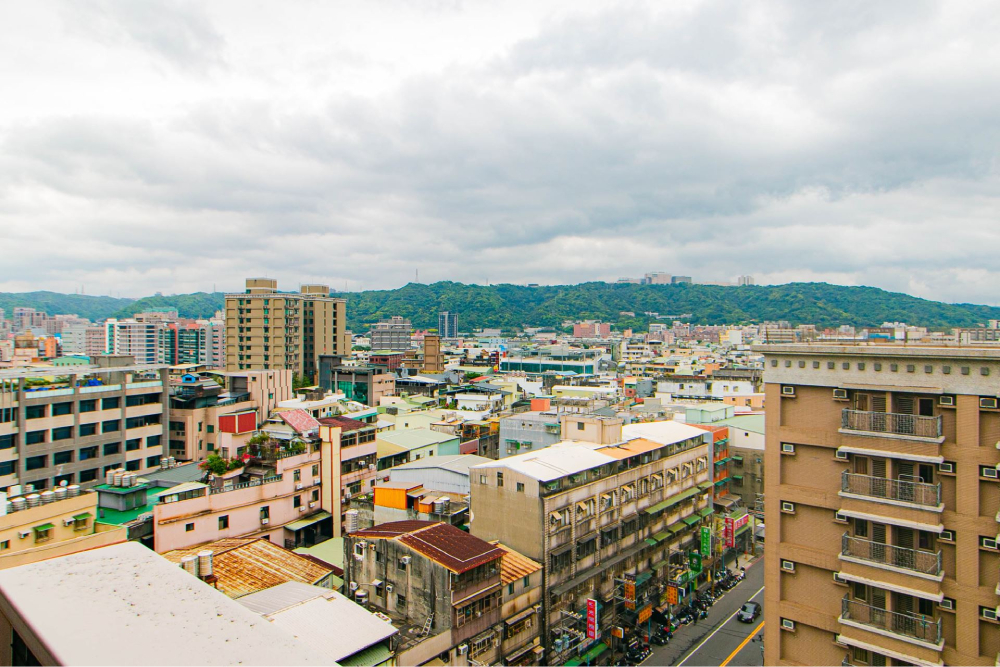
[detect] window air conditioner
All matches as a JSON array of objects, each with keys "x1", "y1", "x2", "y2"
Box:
[
  {"x1": 260, "y1": 518, "x2": 269, "y2": 525},
  {"x1": 832, "y1": 389, "x2": 848, "y2": 400},
  {"x1": 299, "y1": 506, "x2": 307, "y2": 512},
  {"x1": 939, "y1": 395, "x2": 955, "y2": 406},
  {"x1": 982, "y1": 397, "x2": 998, "y2": 410}
]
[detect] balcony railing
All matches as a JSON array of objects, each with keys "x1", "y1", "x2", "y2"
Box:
[
  {"x1": 841, "y1": 409, "x2": 942, "y2": 439},
  {"x1": 841, "y1": 596, "x2": 941, "y2": 645},
  {"x1": 841, "y1": 471, "x2": 940, "y2": 507},
  {"x1": 210, "y1": 474, "x2": 283, "y2": 494},
  {"x1": 841, "y1": 533, "x2": 942, "y2": 576}
]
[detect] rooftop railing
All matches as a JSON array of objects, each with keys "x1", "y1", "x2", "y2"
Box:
[
  {"x1": 841, "y1": 471, "x2": 940, "y2": 507},
  {"x1": 841, "y1": 409, "x2": 942, "y2": 439},
  {"x1": 841, "y1": 533, "x2": 942, "y2": 576},
  {"x1": 841, "y1": 596, "x2": 941, "y2": 645},
  {"x1": 210, "y1": 474, "x2": 283, "y2": 494}
]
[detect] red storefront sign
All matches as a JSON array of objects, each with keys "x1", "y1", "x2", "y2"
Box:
[
  {"x1": 586, "y1": 598, "x2": 599, "y2": 639},
  {"x1": 724, "y1": 517, "x2": 735, "y2": 548}
]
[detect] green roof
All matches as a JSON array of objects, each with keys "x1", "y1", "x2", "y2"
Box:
[
  {"x1": 682, "y1": 515, "x2": 701, "y2": 526},
  {"x1": 294, "y1": 537, "x2": 344, "y2": 570},
  {"x1": 645, "y1": 486, "x2": 702, "y2": 514},
  {"x1": 716, "y1": 415, "x2": 766, "y2": 435},
  {"x1": 338, "y1": 642, "x2": 393, "y2": 667},
  {"x1": 96, "y1": 486, "x2": 163, "y2": 525}
]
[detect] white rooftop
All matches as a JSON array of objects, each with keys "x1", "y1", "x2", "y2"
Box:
[
  {"x1": 0, "y1": 542, "x2": 324, "y2": 665},
  {"x1": 390, "y1": 454, "x2": 492, "y2": 475},
  {"x1": 621, "y1": 420, "x2": 712, "y2": 445},
  {"x1": 472, "y1": 441, "x2": 623, "y2": 482},
  {"x1": 240, "y1": 582, "x2": 397, "y2": 661}
]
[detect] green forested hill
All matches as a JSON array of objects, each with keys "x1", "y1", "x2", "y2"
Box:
[{"x1": 1, "y1": 282, "x2": 998, "y2": 332}]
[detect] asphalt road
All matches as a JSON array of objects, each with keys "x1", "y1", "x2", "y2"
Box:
[{"x1": 642, "y1": 555, "x2": 765, "y2": 667}]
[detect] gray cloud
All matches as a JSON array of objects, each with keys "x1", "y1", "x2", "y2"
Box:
[{"x1": 0, "y1": 0, "x2": 998, "y2": 307}]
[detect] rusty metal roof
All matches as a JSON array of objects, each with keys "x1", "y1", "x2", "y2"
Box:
[
  {"x1": 277, "y1": 409, "x2": 321, "y2": 435},
  {"x1": 490, "y1": 542, "x2": 541, "y2": 584},
  {"x1": 163, "y1": 538, "x2": 332, "y2": 599},
  {"x1": 318, "y1": 416, "x2": 372, "y2": 432},
  {"x1": 352, "y1": 521, "x2": 503, "y2": 574}
]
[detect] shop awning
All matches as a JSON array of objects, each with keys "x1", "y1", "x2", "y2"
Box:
[
  {"x1": 285, "y1": 510, "x2": 331, "y2": 532},
  {"x1": 33, "y1": 523, "x2": 54, "y2": 532},
  {"x1": 667, "y1": 523, "x2": 686, "y2": 535},
  {"x1": 697, "y1": 481, "x2": 713, "y2": 491},
  {"x1": 566, "y1": 642, "x2": 608, "y2": 666},
  {"x1": 698, "y1": 507, "x2": 714, "y2": 518},
  {"x1": 645, "y1": 486, "x2": 702, "y2": 514},
  {"x1": 652, "y1": 530, "x2": 670, "y2": 543}
]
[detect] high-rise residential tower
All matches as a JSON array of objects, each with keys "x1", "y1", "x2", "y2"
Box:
[
  {"x1": 760, "y1": 343, "x2": 1000, "y2": 667},
  {"x1": 439, "y1": 311, "x2": 458, "y2": 339},
  {"x1": 224, "y1": 279, "x2": 348, "y2": 379}
]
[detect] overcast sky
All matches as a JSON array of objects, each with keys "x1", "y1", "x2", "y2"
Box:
[{"x1": 1, "y1": 1, "x2": 998, "y2": 304}]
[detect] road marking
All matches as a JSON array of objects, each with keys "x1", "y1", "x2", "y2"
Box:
[
  {"x1": 720, "y1": 620, "x2": 765, "y2": 667},
  {"x1": 676, "y1": 585, "x2": 765, "y2": 667}
]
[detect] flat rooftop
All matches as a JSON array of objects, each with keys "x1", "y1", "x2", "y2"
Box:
[
  {"x1": 0, "y1": 542, "x2": 323, "y2": 665},
  {"x1": 754, "y1": 343, "x2": 1000, "y2": 358}
]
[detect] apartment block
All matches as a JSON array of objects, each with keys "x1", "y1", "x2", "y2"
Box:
[
  {"x1": 318, "y1": 416, "x2": 378, "y2": 536},
  {"x1": 760, "y1": 344, "x2": 1000, "y2": 667},
  {"x1": 369, "y1": 316, "x2": 412, "y2": 352},
  {"x1": 439, "y1": 311, "x2": 459, "y2": 339},
  {"x1": 0, "y1": 362, "x2": 169, "y2": 492},
  {"x1": 225, "y1": 278, "x2": 348, "y2": 380},
  {"x1": 470, "y1": 419, "x2": 714, "y2": 664}
]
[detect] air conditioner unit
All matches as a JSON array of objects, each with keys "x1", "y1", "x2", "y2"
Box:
[
  {"x1": 983, "y1": 537, "x2": 998, "y2": 550},
  {"x1": 983, "y1": 607, "x2": 998, "y2": 621},
  {"x1": 781, "y1": 560, "x2": 795, "y2": 572},
  {"x1": 458, "y1": 644, "x2": 469, "y2": 656},
  {"x1": 940, "y1": 598, "x2": 954, "y2": 610},
  {"x1": 983, "y1": 467, "x2": 998, "y2": 479},
  {"x1": 834, "y1": 450, "x2": 848, "y2": 460},
  {"x1": 260, "y1": 518, "x2": 269, "y2": 525},
  {"x1": 781, "y1": 619, "x2": 795, "y2": 631},
  {"x1": 400, "y1": 556, "x2": 411, "y2": 565},
  {"x1": 17, "y1": 530, "x2": 29, "y2": 539},
  {"x1": 781, "y1": 386, "x2": 796, "y2": 397},
  {"x1": 295, "y1": 483, "x2": 304, "y2": 490},
  {"x1": 781, "y1": 443, "x2": 795, "y2": 454},
  {"x1": 349, "y1": 581, "x2": 358, "y2": 591},
  {"x1": 299, "y1": 506, "x2": 307, "y2": 512},
  {"x1": 832, "y1": 389, "x2": 848, "y2": 400},
  {"x1": 386, "y1": 583, "x2": 394, "y2": 593},
  {"x1": 781, "y1": 501, "x2": 795, "y2": 513},
  {"x1": 313, "y1": 478, "x2": 321, "y2": 486},
  {"x1": 940, "y1": 530, "x2": 955, "y2": 542},
  {"x1": 982, "y1": 397, "x2": 998, "y2": 410},
  {"x1": 309, "y1": 501, "x2": 317, "y2": 508},
  {"x1": 939, "y1": 462, "x2": 955, "y2": 473},
  {"x1": 939, "y1": 395, "x2": 955, "y2": 406}
]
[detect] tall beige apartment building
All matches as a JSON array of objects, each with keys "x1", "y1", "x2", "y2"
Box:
[
  {"x1": 225, "y1": 279, "x2": 348, "y2": 380},
  {"x1": 760, "y1": 343, "x2": 1000, "y2": 667}
]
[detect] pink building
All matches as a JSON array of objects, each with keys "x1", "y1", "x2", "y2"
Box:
[
  {"x1": 573, "y1": 321, "x2": 611, "y2": 338},
  {"x1": 318, "y1": 416, "x2": 378, "y2": 536},
  {"x1": 152, "y1": 445, "x2": 330, "y2": 553}
]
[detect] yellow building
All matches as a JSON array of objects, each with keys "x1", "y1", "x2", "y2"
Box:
[
  {"x1": 225, "y1": 278, "x2": 348, "y2": 381},
  {"x1": 0, "y1": 487, "x2": 126, "y2": 569}
]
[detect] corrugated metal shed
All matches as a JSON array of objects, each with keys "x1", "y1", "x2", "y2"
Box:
[
  {"x1": 352, "y1": 520, "x2": 503, "y2": 574},
  {"x1": 163, "y1": 538, "x2": 332, "y2": 598},
  {"x1": 491, "y1": 542, "x2": 542, "y2": 584}
]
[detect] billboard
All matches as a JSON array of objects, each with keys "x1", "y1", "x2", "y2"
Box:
[
  {"x1": 724, "y1": 517, "x2": 735, "y2": 548},
  {"x1": 700, "y1": 526, "x2": 712, "y2": 557},
  {"x1": 586, "y1": 598, "x2": 600, "y2": 639}
]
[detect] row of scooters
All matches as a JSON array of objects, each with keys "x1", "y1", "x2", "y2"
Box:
[{"x1": 617, "y1": 567, "x2": 747, "y2": 665}]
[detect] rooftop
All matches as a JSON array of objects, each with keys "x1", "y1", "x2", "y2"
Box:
[
  {"x1": 239, "y1": 582, "x2": 397, "y2": 662},
  {"x1": 716, "y1": 415, "x2": 766, "y2": 435},
  {"x1": 162, "y1": 538, "x2": 332, "y2": 598},
  {"x1": 0, "y1": 542, "x2": 323, "y2": 665},
  {"x1": 352, "y1": 520, "x2": 502, "y2": 574},
  {"x1": 491, "y1": 542, "x2": 542, "y2": 584},
  {"x1": 378, "y1": 428, "x2": 460, "y2": 450},
  {"x1": 754, "y1": 343, "x2": 1000, "y2": 358},
  {"x1": 390, "y1": 454, "x2": 492, "y2": 475},
  {"x1": 318, "y1": 416, "x2": 374, "y2": 432}
]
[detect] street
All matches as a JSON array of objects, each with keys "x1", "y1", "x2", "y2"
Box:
[{"x1": 643, "y1": 556, "x2": 765, "y2": 667}]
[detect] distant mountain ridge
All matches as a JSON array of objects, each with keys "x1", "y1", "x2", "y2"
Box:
[{"x1": 1, "y1": 282, "x2": 998, "y2": 332}]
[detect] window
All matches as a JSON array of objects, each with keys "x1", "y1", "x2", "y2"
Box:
[
  {"x1": 126, "y1": 439, "x2": 141, "y2": 451},
  {"x1": 523, "y1": 575, "x2": 530, "y2": 587},
  {"x1": 79, "y1": 468, "x2": 98, "y2": 483},
  {"x1": 103, "y1": 442, "x2": 121, "y2": 456},
  {"x1": 53, "y1": 451, "x2": 73, "y2": 465},
  {"x1": 294, "y1": 469, "x2": 301, "y2": 482},
  {"x1": 0, "y1": 462, "x2": 15, "y2": 476},
  {"x1": 34, "y1": 526, "x2": 51, "y2": 543},
  {"x1": 79, "y1": 400, "x2": 97, "y2": 413},
  {"x1": 312, "y1": 464, "x2": 319, "y2": 477},
  {"x1": 577, "y1": 422, "x2": 585, "y2": 430},
  {"x1": 146, "y1": 435, "x2": 161, "y2": 448},
  {"x1": 146, "y1": 456, "x2": 160, "y2": 468},
  {"x1": 497, "y1": 472, "x2": 504, "y2": 487},
  {"x1": 508, "y1": 583, "x2": 515, "y2": 595},
  {"x1": 25, "y1": 405, "x2": 46, "y2": 420},
  {"x1": 52, "y1": 426, "x2": 73, "y2": 441},
  {"x1": 25, "y1": 431, "x2": 46, "y2": 445},
  {"x1": 125, "y1": 460, "x2": 140, "y2": 471},
  {"x1": 207, "y1": 425, "x2": 215, "y2": 434},
  {"x1": 396, "y1": 593, "x2": 406, "y2": 609},
  {"x1": 73, "y1": 514, "x2": 88, "y2": 531},
  {"x1": 311, "y1": 489, "x2": 320, "y2": 502},
  {"x1": 293, "y1": 496, "x2": 302, "y2": 508},
  {"x1": 25, "y1": 455, "x2": 47, "y2": 471},
  {"x1": 219, "y1": 515, "x2": 229, "y2": 529},
  {"x1": 185, "y1": 523, "x2": 195, "y2": 532},
  {"x1": 79, "y1": 423, "x2": 97, "y2": 437},
  {"x1": 0, "y1": 541, "x2": 7, "y2": 551},
  {"x1": 102, "y1": 397, "x2": 120, "y2": 410},
  {"x1": 102, "y1": 420, "x2": 120, "y2": 433},
  {"x1": 516, "y1": 482, "x2": 525, "y2": 492},
  {"x1": 0, "y1": 434, "x2": 14, "y2": 450},
  {"x1": 52, "y1": 402, "x2": 73, "y2": 416}
]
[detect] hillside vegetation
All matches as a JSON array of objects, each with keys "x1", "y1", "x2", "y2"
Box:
[{"x1": 2, "y1": 282, "x2": 998, "y2": 332}]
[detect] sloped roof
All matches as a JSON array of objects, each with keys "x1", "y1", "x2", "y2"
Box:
[
  {"x1": 491, "y1": 542, "x2": 542, "y2": 584},
  {"x1": 277, "y1": 409, "x2": 321, "y2": 434},
  {"x1": 378, "y1": 428, "x2": 459, "y2": 450},
  {"x1": 352, "y1": 520, "x2": 502, "y2": 574},
  {"x1": 390, "y1": 454, "x2": 492, "y2": 475},
  {"x1": 318, "y1": 416, "x2": 372, "y2": 432},
  {"x1": 162, "y1": 538, "x2": 332, "y2": 598}
]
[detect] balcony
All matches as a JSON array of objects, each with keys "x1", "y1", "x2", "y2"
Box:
[
  {"x1": 841, "y1": 533, "x2": 942, "y2": 577},
  {"x1": 840, "y1": 596, "x2": 941, "y2": 647},
  {"x1": 841, "y1": 409, "x2": 942, "y2": 442},
  {"x1": 841, "y1": 472, "x2": 941, "y2": 509}
]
